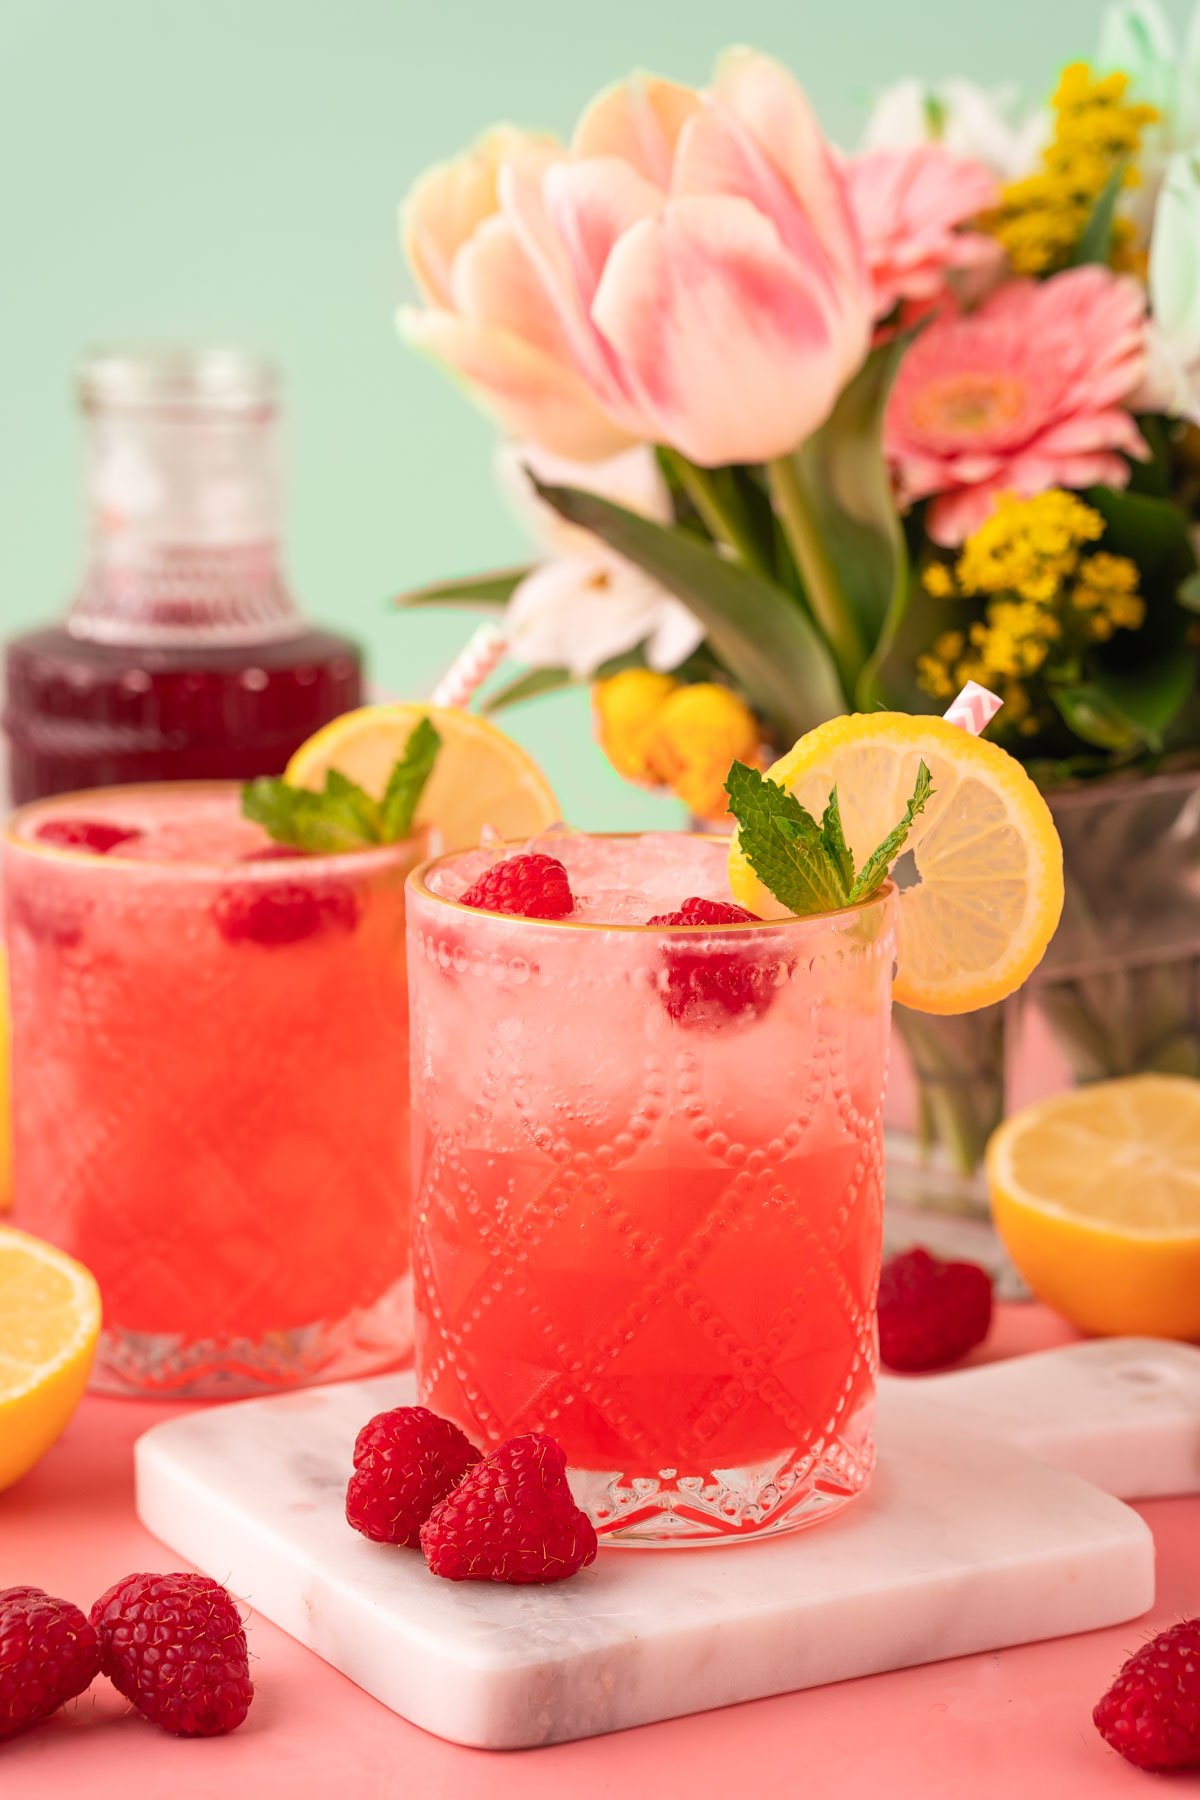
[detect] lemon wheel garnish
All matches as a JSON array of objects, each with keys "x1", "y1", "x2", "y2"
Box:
[
  {"x1": 285, "y1": 703, "x2": 561, "y2": 852},
  {"x1": 988, "y1": 1075, "x2": 1200, "y2": 1340},
  {"x1": 0, "y1": 1225, "x2": 101, "y2": 1491},
  {"x1": 728, "y1": 712, "x2": 1064, "y2": 1015}
]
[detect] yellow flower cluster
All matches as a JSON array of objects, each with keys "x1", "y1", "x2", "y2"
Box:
[
  {"x1": 916, "y1": 490, "x2": 1147, "y2": 734},
  {"x1": 983, "y1": 63, "x2": 1157, "y2": 275},
  {"x1": 592, "y1": 669, "x2": 762, "y2": 821}
]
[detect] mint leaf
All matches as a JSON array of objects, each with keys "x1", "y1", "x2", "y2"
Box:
[
  {"x1": 242, "y1": 716, "x2": 442, "y2": 851},
  {"x1": 820, "y1": 788, "x2": 855, "y2": 895},
  {"x1": 725, "y1": 762, "x2": 850, "y2": 915},
  {"x1": 380, "y1": 716, "x2": 441, "y2": 841},
  {"x1": 848, "y1": 761, "x2": 933, "y2": 903},
  {"x1": 322, "y1": 769, "x2": 383, "y2": 840},
  {"x1": 242, "y1": 777, "x2": 377, "y2": 854}
]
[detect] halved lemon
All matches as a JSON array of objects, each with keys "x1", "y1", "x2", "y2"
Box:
[
  {"x1": 285, "y1": 703, "x2": 560, "y2": 851},
  {"x1": 728, "y1": 712, "x2": 1064, "y2": 1014},
  {"x1": 0, "y1": 1225, "x2": 101, "y2": 1491},
  {"x1": 988, "y1": 1075, "x2": 1200, "y2": 1340}
]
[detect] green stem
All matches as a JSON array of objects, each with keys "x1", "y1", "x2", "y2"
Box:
[
  {"x1": 661, "y1": 451, "x2": 771, "y2": 581},
  {"x1": 766, "y1": 453, "x2": 863, "y2": 700}
]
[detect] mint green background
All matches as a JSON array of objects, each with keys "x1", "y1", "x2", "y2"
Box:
[{"x1": 1, "y1": 0, "x2": 1180, "y2": 824}]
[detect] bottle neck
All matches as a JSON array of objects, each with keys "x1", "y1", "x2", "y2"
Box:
[{"x1": 69, "y1": 396, "x2": 303, "y2": 648}]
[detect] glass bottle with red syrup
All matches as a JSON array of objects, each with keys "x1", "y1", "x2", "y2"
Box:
[{"x1": 3, "y1": 349, "x2": 362, "y2": 804}]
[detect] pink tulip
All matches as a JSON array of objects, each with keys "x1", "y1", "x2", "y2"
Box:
[
  {"x1": 399, "y1": 127, "x2": 635, "y2": 459},
  {"x1": 399, "y1": 52, "x2": 874, "y2": 466}
]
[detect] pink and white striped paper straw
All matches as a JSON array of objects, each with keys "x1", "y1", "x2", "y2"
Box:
[
  {"x1": 428, "y1": 623, "x2": 508, "y2": 709},
  {"x1": 942, "y1": 680, "x2": 1002, "y2": 735}
]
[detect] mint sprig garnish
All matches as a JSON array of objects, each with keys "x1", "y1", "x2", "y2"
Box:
[
  {"x1": 724, "y1": 757, "x2": 933, "y2": 915},
  {"x1": 243, "y1": 716, "x2": 442, "y2": 852}
]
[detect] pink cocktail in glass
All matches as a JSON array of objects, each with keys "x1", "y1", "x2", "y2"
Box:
[
  {"x1": 407, "y1": 832, "x2": 894, "y2": 1544},
  {"x1": 4, "y1": 783, "x2": 420, "y2": 1396}
]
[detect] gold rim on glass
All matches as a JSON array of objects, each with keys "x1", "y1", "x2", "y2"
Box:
[
  {"x1": 408, "y1": 833, "x2": 895, "y2": 935},
  {"x1": 4, "y1": 782, "x2": 423, "y2": 880}
]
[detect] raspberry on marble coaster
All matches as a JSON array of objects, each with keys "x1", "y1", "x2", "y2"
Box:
[
  {"x1": 0, "y1": 1586, "x2": 101, "y2": 1741},
  {"x1": 1094, "y1": 1618, "x2": 1200, "y2": 1771},
  {"x1": 90, "y1": 1571, "x2": 253, "y2": 1737},
  {"x1": 877, "y1": 1245, "x2": 993, "y2": 1372},
  {"x1": 421, "y1": 1432, "x2": 598, "y2": 1585},
  {"x1": 346, "y1": 1405, "x2": 482, "y2": 1548}
]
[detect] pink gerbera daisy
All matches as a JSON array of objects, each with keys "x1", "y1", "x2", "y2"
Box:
[
  {"x1": 846, "y1": 144, "x2": 1001, "y2": 319},
  {"x1": 885, "y1": 265, "x2": 1149, "y2": 544}
]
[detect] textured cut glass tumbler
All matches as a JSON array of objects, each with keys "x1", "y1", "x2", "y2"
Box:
[
  {"x1": 5, "y1": 783, "x2": 420, "y2": 1396},
  {"x1": 408, "y1": 836, "x2": 895, "y2": 1544}
]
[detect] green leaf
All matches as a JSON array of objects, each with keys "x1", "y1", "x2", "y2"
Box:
[
  {"x1": 242, "y1": 778, "x2": 379, "y2": 854},
  {"x1": 723, "y1": 763, "x2": 849, "y2": 914},
  {"x1": 1052, "y1": 654, "x2": 1196, "y2": 752},
  {"x1": 322, "y1": 769, "x2": 383, "y2": 840},
  {"x1": 481, "y1": 645, "x2": 657, "y2": 715},
  {"x1": 380, "y1": 716, "x2": 442, "y2": 839},
  {"x1": 482, "y1": 666, "x2": 577, "y2": 713},
  {"x1": 1068, "y1": 163, "x2": 1128, "y2": 268},
  {"x1": 533, "y1": 479, "x2": 843, "y2": 743},
  {"x1": 849, "y1": 761, "x2": 934, "y2": 903},
  {"x1": 1178, "y1": 571, "x2": 1200, "y2": 613},
  {"x1": 820, "y1": 788, "x2": 855, "y2": 896},
  {"x1": 1050, "y1": 686, "x2": 1142, "y2": 752},
  {"x1": 242, "y1": 717, "x2": 442, "y2": 849},
  {"x1": 774, "y1": 336, "x2": 913, "y2": 708},
  {"x1": 393, "y1": 567, "x2": 529, "y2": 612}
]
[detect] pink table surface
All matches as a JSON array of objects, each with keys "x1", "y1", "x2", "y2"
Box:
[{"x1": 2, "y1": 1305, "x2": 1197, "y2": 1799}]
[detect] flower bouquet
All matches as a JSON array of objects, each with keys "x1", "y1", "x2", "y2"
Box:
[{"x1": 394, "y1": 4, "x2": 1200, "y2": 1210}]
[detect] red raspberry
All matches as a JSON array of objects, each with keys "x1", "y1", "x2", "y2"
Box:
[
  {"x1": 89, "y1": 1571, "x2": 253, "y2": 1737},
  {"x1": 459, "y1": 853, "x2": 575, "y2": 920},
  {"x1": 877, "y1": 1246, "x2": 993, "y2": 1372},
  {"x1": 0, "y1": 1586, "x2": 100, "y2": 1740},
  {"x1": 346, "y1": 1405, "x2": 482, "y2": 1547},
  {"x1": 420, "y1": 1432, "x2": 598, "y2": 1585},
  {"x1": 1094, "y1": 1619, "x2": 1200, "y2": 1771},
  {"x1": 647, "y1": 897, "x2": 777, "y2": 1027},
  {"x1": 34, "y1": 818, "x2": 141, "y2": 855},
  {"x1": 213, "y1": 878, "x2": 359, "y2": 946}
]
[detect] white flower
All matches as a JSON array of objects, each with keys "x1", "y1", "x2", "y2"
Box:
[
  {"x1": 1139, "y1": 152, "x2": 1200, "y2": 423},
  {"x1": 1097, "y1": 2, "x2": 1200, "y2": 236},
  {"x1": 498, "y1": 444, "x2": 704, "y2": 679},
  {"x1": 859, "y1": 77, "x2": 1046, "y2": 180},
  {"x1": 1098, "y1": 1, "x2": 1200, "y2": 150}
]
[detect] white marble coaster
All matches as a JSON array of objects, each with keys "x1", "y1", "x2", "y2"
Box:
[{"x1": 134, "y1": 1339, "x2": 1200, "y2": 1749}]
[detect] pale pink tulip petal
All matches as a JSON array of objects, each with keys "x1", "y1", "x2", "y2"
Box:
[
  {"x1": 591, "y1": 194, "x2": 845, "y2": 466},
  {"x1": 403, "y1": 127, "x2": 559, "y2": 308},
  {"x1": 452, "y1": 215, "x2": 577, "y2": 362},
  {"x1": 572, "y1": 74, "x2": 701, "y2": 187},
  {"x1": 542, "y1": 157, "x2": 665, "y2": 313},
  {"x1": 398, "y1": 307, "x2": 634, "y2": 460},
  {"x1": 671, "y1": 109, "x2": 859, "y2": 365},
  {"x1": 707, "y1": 50, "x2": 867, "y2": 304},
  {"x1": 499, "y1": 159, "x2": 648, "y2": 428}
]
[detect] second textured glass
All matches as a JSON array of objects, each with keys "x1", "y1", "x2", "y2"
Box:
[{"x1": 408, "y1": 833, "x2": 895, "y2": 1545}]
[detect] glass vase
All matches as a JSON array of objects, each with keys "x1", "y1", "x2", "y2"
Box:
[{"x1": 885, "y1": 765, "x2": 1200, "y2": 1250}]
